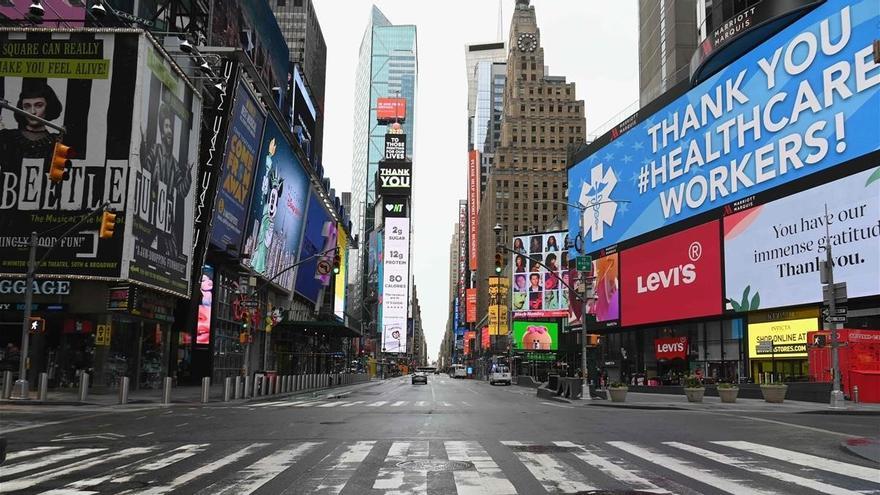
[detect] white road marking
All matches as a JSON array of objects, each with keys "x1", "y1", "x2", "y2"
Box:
[
  {"x1": 340, "y1": 401, "x2": 365, "y2": 407},
  {"x1": 366, "y1": 401, "x2": 389, "y2": 407},
  {"x1": 502, "y1": 440, "x2": 595, "y2": 493},
  {"x1": 373, "y1": 441, "x2": 429, "y2": 494},
  {"x1": 196, "y1": 442, "x2": 321, "y2": 495},
  {"x1": 251, "y1": 401, "x2": 288, "y2": 407},
  {"x1": 295, "y1": 401, "x2": 324, "y2": 407},
  {"x1": 0, "y1": 448, "x2": 107, "y2": 478},
  {"x1": 0, "y1": 447, "x2": 155, "y2": 493},
  {"x1": 441, "y1": 401, "x2": 453, "y2": 407},
  {"x1": 555, "y1": 441, "x2": 671, "y2": 494},
  {"x1": 60, "y1": 444, "x2": 209, "y2": 490},
  {"x1": 415, "y1": 401, "x2": 427, "y2": 407},
  {"x1": 713, "y1": 441, "x2": 880, "y2": 484},
  {"x1": 272, "y1": 400, "x2": 309, "y2": 407},
  {"x1": 446, "y1": 441, "x2": 516, "y2": 495},
  {"x1": 608, "y1": 441, "x2": 779, "y2": 495},
  {"x1": 4, "y1": 446, "x2": 64, "y2": 462},
  {"x1": 317, "y1": 401, "x2": 345, "y2": 408},
  {"x1": 292, "y1": 441, "x2": 376, "y2": 494},
  {"x1": 667, "y1": 442, "x2": 864, "y2": 495},
  {"x1": 137, "y1": 432, "x2": 154, "y2": 437},
  {"x1": 390, "y1": 401, "x2": 406, "y2": 407},
  {"x1": 116, "y1": 443, "x2": 269, "y2": 495},
  {"x1": 0, "y1": 420, "x2": 63, "y2": 434}
]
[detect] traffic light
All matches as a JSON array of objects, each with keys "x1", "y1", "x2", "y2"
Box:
[
  {"x1": 28, "y1": 317, "x2": 46, "y2": 334},
  {"x1": 99, "y1": 211, "x2": 117, "y2": 239},
  {"x1": 494, "y1": 253, "x2": 503, "y2": 274},
  {"x1": 333, "y1": 252, "x2": 341, "y2": 274},
  {"x1": 49, "y1": 142, "x2": 72, "y2": 182},
  {"x1": 586, "y1": 334, "x2": 601, "y2": 347}
]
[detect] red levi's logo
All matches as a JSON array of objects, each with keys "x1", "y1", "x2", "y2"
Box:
[
  {"x1": 621, "y1": 221, "x2": 722, "y2": 326},
  {"x1": 655, "y1": 337, "x2": 688, "y2": 360}
]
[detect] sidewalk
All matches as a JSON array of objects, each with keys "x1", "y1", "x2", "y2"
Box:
[{"x1": 579, "y1": 391, "x2": 880, "y2": 415}]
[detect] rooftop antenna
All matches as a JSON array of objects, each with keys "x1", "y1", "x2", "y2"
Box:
[{"x1": 497, "y1": 0, "x2": 503, "y2": 41}]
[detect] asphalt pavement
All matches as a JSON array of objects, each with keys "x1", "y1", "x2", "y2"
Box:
[{"x1": 1, "y1": 374, "x2": 878, "y2": 494}]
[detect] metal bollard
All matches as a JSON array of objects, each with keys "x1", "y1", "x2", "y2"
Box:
[
  {"x1": 295, "y1": 375, "x2": 301, "y2": 391},
  {"x1": 78, "y1": 372, "x2": 89, "y2": 402},
  {"x1": 275, "y1": 376, "x2": 281, "y2": 394},
  {"x1": 234, "y1": 376, "x2": 242, "y2": 399},
  {"x1": 118, "y1": 376, "x2": 129, "y2": 404},
  {"x1": 201, "y1": 376, "x2": 211, "y2": 403},
  {"x1": 162, "y1": 376, "x2": 172, "y2": 405},
  {"x1": 3, "y1": 370, "x2": 13, "y2": 399},
  {"x1": 853, "y1": 385, "x2": 860, "y2": 404},
  {"x1": 284, "y1": 375, "x2": 289, "y2": 393},
  {"x1": 267, "y1": 376, "x2": 274, "y2": 395},
  {"x1": 224, "y1": 377, "x2": 232, "y2": 402},
  {"x1": 244, "y1": 376, "x2": 252, "y2": 398},
  {"x1": 39, "y1": 372, "x2": 49, "y2": 401},
  {"x1": 255, "y1": 375, "x2": 263, "y2": 397}
]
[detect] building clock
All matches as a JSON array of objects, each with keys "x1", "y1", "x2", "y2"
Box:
[{"x1": 517, "y1": 32, "x2": 537, "y2": 52}]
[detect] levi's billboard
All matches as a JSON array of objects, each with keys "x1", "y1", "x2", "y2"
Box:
[
  {"x1": 621, "y1": 221, "x2": 722, "y2": 326},
  {"x1": 654, "y1": 337, "x2": 688, "y2": 360},
  {"x1": 568, "y1": 1, "x2": 880, "y2": 257}
]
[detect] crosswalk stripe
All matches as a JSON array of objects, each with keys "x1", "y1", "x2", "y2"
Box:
[
  {"x1": 373, "y1": 441, "x2": 429, "y2": 494},
  {"x1": 340, "y1": 400, "x2": 364, "y2": 407},
  {"x1": 293, "y1": 441, "x2": 376, "y2": 494},
  {"x1": 115, "y1": 443, "x2": 270, "y2": 495},
  {"x1": 607, "y1": 441, "x2": 776, "y2": 495},
  {"x1": 0, "y1": 447, "x2": 155, "y2": 494},
  {"x1": 252, "y1": 401, "x2": 288, "y2": 408},
  {"x1": 502, "y1": 440, "x2": 595, "y2": 493},
  {"x1": 555, "y1": 441, "x2": 671, "y2": 494},
  {"x1": 4, "y1": 446, "x2": 65, "y2": 462},
  {"x1": 667, "y1": 442, "x2": 863, "y2": 495},
  {"x1": 317, "y1": 401, "x2": 345, "y2": 408},
  {"x1": 390, "y1": 401, "x2": 406, "y2": 407},
  {"x1": 446, "y1": 441, "x2": 516, "y2": 495},
  {"x1": 195, "y1": 442, "x2": 321, "y2": 495},
  {"x1": 272, "y1": 400, "x2": 308, "y2": 407},
  {"x1": 366, "y1": 401, "x2": 388, "y2": 407},
  {"x1": 0, "y1": 448, "x2": 107, "y2": 478},
  {"x1": 415, "y1": 401, "x2": 427, "y2": 406},
  {"x1": 295, "y1": 401, "x2": 323, "y2": 407},
  {"x1": 441, "y1": 401, "x2": 453, "y2": 407},
  {"x1": 713, "y1": 441, "x2": 880, "y2": 484}
]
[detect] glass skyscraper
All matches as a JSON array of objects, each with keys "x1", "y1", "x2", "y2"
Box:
[{"x1": 349, "y1": 6, "x2": 417, "y2": 331}]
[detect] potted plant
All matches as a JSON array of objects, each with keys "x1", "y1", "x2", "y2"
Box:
[
  {"x1": 683, "y1": 375, "x2": 705, "y2": 403},
  {"x1": 607, "y1": 382, "x2": 628, "y2": 402},
  {"x1": 760, "y1": 382, "x2": 788, "y2": 403},
  {"x1": 717, "y1": 382, "x2": 739, "y2": 403}
]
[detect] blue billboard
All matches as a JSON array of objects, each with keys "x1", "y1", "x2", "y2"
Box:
[
  {"x1": 243, "y1": 118, "x2": 309, "y2": 291},
  {"x1": 295, "y1": 191, "x2": 338, "y2": 304},
  {"x1": 569, "y1": 0, "x2": 879, "y2": 255},
  {"x1": 212, "y1": 82, "x2": 265, "y2": 251}
]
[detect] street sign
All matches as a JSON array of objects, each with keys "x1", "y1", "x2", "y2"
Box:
[
  {"x1": 821, "y1": 306, "x2": 847, "y2": 317},
  {"x1": 822, "y1": 282, "x2": 847, "y2": 303},
  {"x1": 95, "y1": 324, "x2": 112, "y2": 346},
  {"x1": 316, "y1": 260, "x2": 332, "y2": 275},
  {"x1": 576, "y1": 255, "x2": 592, "y2": 272},
  {"x1": 824, "y1": 315, "x2": 847, "y2": 324},
  {"x1": 240, "y1": 299, "x2": 259, "y2": 309}
]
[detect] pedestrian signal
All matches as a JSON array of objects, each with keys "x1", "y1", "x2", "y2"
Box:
[
  {"x1": 99, "y1": 211, "x2": 117, "y2": 239},
  {"x1": 28, "y1": 317, "x2": 46, "y2": 334},
  {"x1": 586, "y1": 334, "x2": 600, "y2": 347},
  {"x1": 49, "y1": 142, "x2": 72, "y2": 182}
]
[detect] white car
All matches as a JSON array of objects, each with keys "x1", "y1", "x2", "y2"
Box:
[{"x1": 489, "y1": 367, "x2": 511, "y2": 386}]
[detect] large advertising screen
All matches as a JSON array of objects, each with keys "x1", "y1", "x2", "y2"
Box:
[
  {"x1": 295, "y1": 191, "x2": 338, "y2": 305},
  {"x1": 512, "y1": 320, "x2": 559, "y2": 351},
  {"x1": 724, "y1": 166, "x2": 880, "y2": 311},
  {"x1": 126, "y1": 40, "x2": 201, "y2": 296},
  {"x1": 568, "y1": 1, "x2": 880, "y2": 256},
  {"x1": 0, "y1": 1, "x2": 85, "y2": 26},
  {"x1": 747, "y1": 318, "x2": 817, "y2": 359},
  {"x1": 382, "y1": 216, "x2": 410, "y2": 353},
  {"x1": 334, "y1": 225, "x2": 348, "y2": 320},
  {"x1": 0, "y1": 32, "x2": 137, "y2": 279},
  {"x1": 620, "y1": 221, "x2": 722, "y2": 326},
  {"x1": 511, "y1": 231, "x2": 569, "y2": 317},
  {"x1": 377, "y1": 97, "x2": 407, "y2": 123},
  {"x1": 468, "y1": 150, "x2": 479, "y2": 268},
  {"x1": 243, "y1": 118, "x2": 309, "y2": 291},
  {"x1": 588, "y1": 251, "x2": 620, "y2": 324},
  {"x1": 197, "y1": 265, "x2": 214, "y2": 345},
  {"x1": 211, "y1": 80, "x2": 265, "y2": 251}
]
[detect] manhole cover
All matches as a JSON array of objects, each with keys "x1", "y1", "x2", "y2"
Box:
[
  {"x1": 396, "y1": 459, "x2": 474, "y2": 472},
  {"x1": 509, "y1": 445, "x2": 576, "y2": 453}
]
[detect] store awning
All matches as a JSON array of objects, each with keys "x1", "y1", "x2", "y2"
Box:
[{"x1": 276, "y1": 319, "x2": 361, "y2": 338}]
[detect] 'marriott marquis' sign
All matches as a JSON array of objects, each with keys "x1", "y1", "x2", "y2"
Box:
[{"x1": 568, "y1": 1, "x2": 880, "y2": 256}]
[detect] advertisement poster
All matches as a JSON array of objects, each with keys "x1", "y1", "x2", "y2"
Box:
[
  {"x1": 488, "y1": 276, "x2": 509, "y2": 335},
  {"x1": 381, "y1": 216, "x2": 410, "y2": 353},
  {"x1": 0, "y1": 32, "x2": 137, "y2": 279},
  {"x1": 334, "y1": 224, "x2": 347, "y2": 320},
  {"x1": 127, "y1": 41, "x2": 200, "y2": 297},
  {"x1": 211, "y1": 80, "x2": 264, "y2": 250},
  {"x1": 747, "y1": 318, "x2": 817, "y2": 358},
  {"x1": 457, "y1": 201, "x2": 467, "y2": 320},
  {"x1": 620, "y1": 221, "x2": 722, "y2": 326},
  {"x1": 589, "y1": 252, "x2": 620, "y2": 323},
  {"x1": 465, "y1": 288, "x2": 477, "y2": 323},
  {"x1": 377, "y1": 97, "x2": 407, "y2": 122},
  {"x1": 654, "y1": 336, "x2": 688, "y2": 360},
  {"x1": 468, "y1": 149, "x2": 479, "y2": 268},
  {"x1": 569, "y1": 1, "x2": 880, "y2": 256},
  {"x1": 512, "y1": 320, "x2": 559, "y2": 351},
  {"x1": 197, "y1": 265, "x2": 214, "y2": 345},
  {"x1": 724, "y1": 167, "x2": 880, "y2": 311},
  {"x1": 464, "y1": 330, "x2": 475, "y2": 356},
  {"x1": 243, "y1": 118, "x2": 309, "y2": 291},
  {"x1": 511, "y1": 230, "x2": 568, "y2": 317},
  {"x1": 295, "y1": 191, "x2": 338, "y2": 305},
  {"x1": 0, "y1": 1, "x2": 85, "y2": 26}
]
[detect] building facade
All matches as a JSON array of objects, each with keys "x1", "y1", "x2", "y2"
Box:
[{"x1": 638, "y1": 0, "x2": 698, "y2": 106}]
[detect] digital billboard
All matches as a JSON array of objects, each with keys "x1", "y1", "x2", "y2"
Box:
[
  {"x1": 377, "y1": 161, "x2": 412, "y2": 197},
  {"x1": 0, "y1": 1, "x2": 85, "y2": 26},
  {"x1": 127, "y1": 40, "x2": 201, "y2": 297},
  {"x1": 465, "y1": 288, "x2": 477, "y2": 323},
  {"x1": 211, "y1": 79, "x2": 265, "y2": 251},
  {"x1": 511, "y1": 231, "x2": 568, "y2": 317},
  {"x1": 382, "y1": 216, "x2": 410, "y2": 353},
  {"x1": 295, "y1": 191, "x2": 338, "y2": 305},
  {"x1": 569, "y1": 1, "x2": 880, "y2": 256},
  {"x1": 334, "y1": 224, "x2": 348, "y2": 320},
  {"x1": 464, "y1": 330, "x2": 476, "y2": 356},
  {"x1": 376, "y1": 97, "x2": 407, "y2": 123},
  {"x1": 588, "y1": 251, "x2": 620, "y2": 324},
  {"x1": 384, "y1": 134, "x2": 406, "y2": 161},
  {"x1": 747, "y1": 318, "x2": 817, "y2": 358},
  {"x1": 243, "y1": 118, "x2": 309, "y2": 292},
  {"x1": 488, "y1": 277, "x2": 509, "y2": 335},
  {"x1": 468, "y1": 150, "x2": 479, "y2": 268},
  {"x1": 0, "y1": 32, "x2": 137, "y2": 279},
  {"x1": 197, "y1": 265, "x2": 214, "y2": 345},
  {"x1": 620, "y1": 221, "x2": 722, "y2": 326},
  {"x1": 724, "y1": 166, "x2": 880, "y2": 311},
  {"x1": 512, "y1": 320, "x2": 559, "y2": 351}
]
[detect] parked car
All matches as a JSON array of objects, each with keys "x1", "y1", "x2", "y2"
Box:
[
  {"x1": 411, "y1": 371, "x2": 428, "y2": 385},
  {"x1": 489, "y1": 366, "x2": 512, "y2": 386}
]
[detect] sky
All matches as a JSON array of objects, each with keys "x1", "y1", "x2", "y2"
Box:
[{"x1": 312, "y1": 0, "x2": 639, "y2": 361}]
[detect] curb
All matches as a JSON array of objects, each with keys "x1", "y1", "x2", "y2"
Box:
[
  {"x1": 587, "y1": 402, "x2": 687, "y2": 411},
  {"x1": 840, "y1": 437, "x2": 880, "y2": 463},
  {"x1": 798, "y1": 409, "x2": 880, "y2": 416}
]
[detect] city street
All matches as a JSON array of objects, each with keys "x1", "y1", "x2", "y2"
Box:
[{"x1": 1, "y1": 376, "x2": 878, "y2": 494}]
